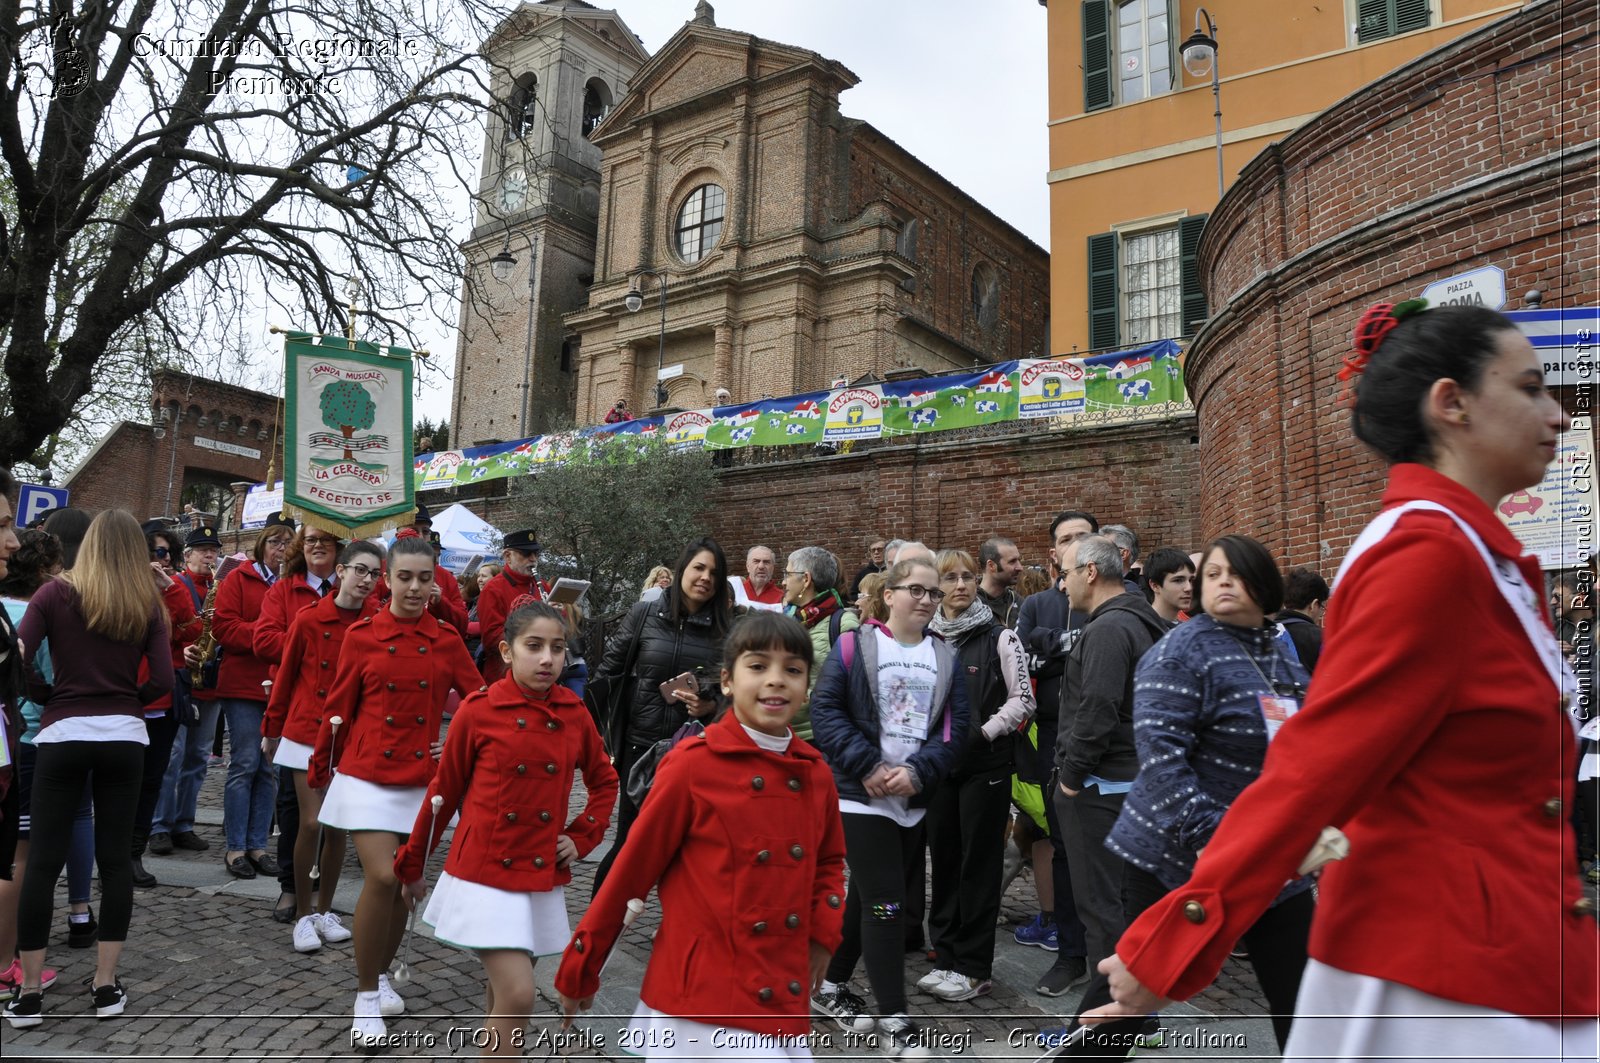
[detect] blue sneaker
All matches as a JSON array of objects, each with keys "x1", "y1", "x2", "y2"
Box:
[{"x1": 1013, "y1": 913, "x2": 1060, "y2": 951}]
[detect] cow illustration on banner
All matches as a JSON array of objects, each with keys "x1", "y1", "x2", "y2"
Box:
[
  {"x1": 824, "y1": 385, "x2": 884, "y2": 442},
  {"x1": 283, "y1": 334, "x2": 415, "y2": 537}
]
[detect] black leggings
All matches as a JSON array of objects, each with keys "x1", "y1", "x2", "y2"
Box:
[
  {"x1": 825, "y1": 812, "x2": 925, "y2": 1016},
  {"x1": 19, "y1": 740, "x2": 145, "y2": 951}
]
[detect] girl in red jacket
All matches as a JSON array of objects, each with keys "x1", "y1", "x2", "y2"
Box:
[
  {"x1": 262, "y1": 539, "x2": 384, "y2": 954},
  {"x1": 307, "y1": 535, "x2": 482, "y2": 1047},
  {"x1": 395, "y1": 599, "x2": 617, "y2": 1057},
  {"x1": 556, "y1": 612, "x2": 847, "y2": 1060}
]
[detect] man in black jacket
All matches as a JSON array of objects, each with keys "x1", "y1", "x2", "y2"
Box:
[{"x1": 1052, "y1": 534, "x2": 1168, "y2": 986}]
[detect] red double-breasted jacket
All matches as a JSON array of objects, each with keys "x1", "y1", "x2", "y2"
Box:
[
  {"x1": 211, "y1": 563, "x2": 275, "y2": 702},
  {"x1": 262, "y1": 594, "x2": 381, "y2": 746},
  {"x1": 254, "y1": 572, "x2": 337, "y2": 666},
  {"x1": 555, "y1": 713, "x2": 846, "y2": 1036},
  {"x1": 306, "y1": 609, "x2": 483, "y2": 790},
  {"x1": 169, "y1": 569, "x2": 210, "y2": 681},
  {"x1": 393, "y1": 679, "x2": 617, "y2": 891},
  {"x1": 1115, "y1": 465, "x2": 1600, "y2": 1018},
  {"x1": 477, "y1": 568, "x2": 547, "y2": 683}
]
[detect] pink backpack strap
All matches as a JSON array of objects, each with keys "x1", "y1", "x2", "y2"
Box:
[{"x1": 839, "y1": 629, "x2": 856, "y2": 672}]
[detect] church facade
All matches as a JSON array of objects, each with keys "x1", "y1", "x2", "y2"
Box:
[{"x1": 451, "y1": 1, "x2": 1049, "y2": 438}]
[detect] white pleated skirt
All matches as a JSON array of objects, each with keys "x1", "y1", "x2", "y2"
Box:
[
  {"x1": 318, "y1": 773, "x2": 424, "y2": 834},
  {"x1": 1284, "y1": 958, "x2": 1598, "y2": 1062},
  {"x1": 623, "y1": 1002, "x2": 814, "y2": 1061},
  {"x1": 421, "y1": 873, "x2": 568, "y2": 956},
  {"x1": 272, "y1": 738, "x2": 313, "y2": 771}
]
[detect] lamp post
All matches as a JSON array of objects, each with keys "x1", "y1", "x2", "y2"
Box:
[
  {"x1": 1180, "y1": 8, "x2": 1224, "y2": 200},
  {"x1": 623, "y1": 270, "x2": 670, "y2": 409},
  {"x1": 489, "y1": 232, "x2": 540, "y2": 438}
]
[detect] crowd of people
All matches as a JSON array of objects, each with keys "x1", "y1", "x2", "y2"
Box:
[{"x1": 0, "y1": 303, "x2": 1594, "y2": 1061}]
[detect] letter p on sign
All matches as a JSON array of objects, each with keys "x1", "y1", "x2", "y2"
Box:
[{"x1": 18, "y1": 484, "x2": 68, "y2": 527}]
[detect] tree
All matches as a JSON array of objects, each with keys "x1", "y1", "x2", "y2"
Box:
[
  {"x1": 318, "y1": 379, "x2": 375, "y2": 460},
  {"x1": 0, "y1": 0, "x2": 523, "y2": 470},
  {"x1": 413, "y1": 415, "x2": 449, "y2": 454},
  {"x1": 507, "y1": 432, "x2": 717, "y2": 621}
]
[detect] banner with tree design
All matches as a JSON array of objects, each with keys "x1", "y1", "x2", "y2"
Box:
[{"x1": 283, "y1": 334, "x2": 415, "y2": 537}]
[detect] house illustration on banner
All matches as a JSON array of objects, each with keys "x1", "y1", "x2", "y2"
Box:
[
  {"x1": 1104, "y1": 356, "x2": 1152, "y2": 379},
  {"x1": 976, "y1": 370, "x2": 1011, "y2": 393},
  {"x1": 792, "y1": 399, "x2": 822, "y2": 419}
]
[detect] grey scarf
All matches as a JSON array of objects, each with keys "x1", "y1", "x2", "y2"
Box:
[{"x1": 929, "y1": 597, "x2": 995, "y2": 642}]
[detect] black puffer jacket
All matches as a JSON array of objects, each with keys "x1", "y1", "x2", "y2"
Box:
[{"x1": 589, "y1": 598, "x2": 726, "y2": 754}]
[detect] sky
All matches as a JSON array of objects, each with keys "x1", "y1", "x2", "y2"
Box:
[{"x1": 406, "y1": 0, "x2": 1052, "y2": 426}]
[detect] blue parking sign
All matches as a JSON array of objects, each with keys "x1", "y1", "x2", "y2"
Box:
[{"x1": 17, "y1": 484, "x2": 68, "y2": 527}]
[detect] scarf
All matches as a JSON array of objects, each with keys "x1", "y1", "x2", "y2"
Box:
[
  {"x1": 929, "y1": 597, "x2": 995, "y2": 642},
  {"x1": 787, "y1": 590, "x2": 843, "y2": 629}
]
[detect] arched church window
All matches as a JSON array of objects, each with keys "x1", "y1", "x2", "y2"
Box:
[
  {"x1": 582, "y1": 78, "x2": 613, "y2": 139},
  {"x1": 506, "y1": 73, "x2": 538, "y2": 141},
  {"x1": 675, "y1": 184, "x2": 726, "y2": 264}
]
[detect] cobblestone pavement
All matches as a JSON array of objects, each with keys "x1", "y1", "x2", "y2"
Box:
[{"x1": 4, "y1": 744, "x2": 1289, "y2": 1060}]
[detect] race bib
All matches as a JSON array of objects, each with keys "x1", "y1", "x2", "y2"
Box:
[{"x1": 1259, "y1": 693, "x2": 1299, "y2": 741}]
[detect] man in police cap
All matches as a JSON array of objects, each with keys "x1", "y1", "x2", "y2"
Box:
[
  {"x1": 476, "y1": 528, "x2": 546, "y2": 683},
  {"x1": 412, "y1": 502, "x2": 433, "y2": 538}
]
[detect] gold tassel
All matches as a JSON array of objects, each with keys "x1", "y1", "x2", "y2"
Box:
[{"x1": 281, "y1": 502, "x2": 417, "y2": 541}]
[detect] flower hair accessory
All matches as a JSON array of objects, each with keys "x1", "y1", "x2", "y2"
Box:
[
  {"x1": 509, "y1": 592, "x2": 543, "y2": 612},
  {"x1": 1338, "y1": 298, "x2": 1428, "y2": 402}
]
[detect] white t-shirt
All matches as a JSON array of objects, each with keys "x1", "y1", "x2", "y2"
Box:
[{"x1": 838, "y1": 629, "x2": 937, "y2": 828}]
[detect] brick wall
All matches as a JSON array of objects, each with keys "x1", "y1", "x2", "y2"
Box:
[{"x1": 1188, "y1": 0, "x2": 1598, "y2": 570}]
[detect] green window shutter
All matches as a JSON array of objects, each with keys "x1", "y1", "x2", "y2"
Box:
[
  {"x1": 1088, "y1": 232, "x2": 1119, "y2": 350},
  {"x1": 1394, "y1": 0, "x2": 1431, "y2": 34},
  {"x1": 1083, "y1": 0, "x2": 1112, "y2": 112},
  {"x1": 1356, "y1": 0, "x2": 1391, "y2": 42},
  {"x1": 1179, "y1": 214, "x2": 1209, "y2": 336}
]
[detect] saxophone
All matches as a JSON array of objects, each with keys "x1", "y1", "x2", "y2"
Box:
[{"x1": 188, "y1": 557, "x2": 237, "y2": 687}]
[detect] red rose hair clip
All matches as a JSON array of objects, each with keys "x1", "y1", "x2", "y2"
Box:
[
  {"x1": 1338, "y1": 298, "x2": 1428, "y2": 403},
  {"x1": 509, "y1": 593, "x2": 543, "y2": 612}
]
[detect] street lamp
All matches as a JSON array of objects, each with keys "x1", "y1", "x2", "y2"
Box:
[
  {"x1": 489, "y1": 232, "x2": 540, "y2": 438},
  {"x1": 624, "y1": 270, "x2": 670, "y2": 409},
  {"x1": 1180, "y1": 8, "x2": 1224, "y2": 200}
]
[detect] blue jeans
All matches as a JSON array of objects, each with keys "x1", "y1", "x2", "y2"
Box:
[
  {"x1": 151, "y1": 689, "x2": 221, "y2": 836},
  {"x1": 221, "y1": 698, "x2": 277, "y2": 851}
]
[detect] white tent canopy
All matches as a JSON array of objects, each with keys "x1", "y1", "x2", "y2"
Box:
[{"x1": 424, "y1": 503, "x2": 501, "y2": 575}]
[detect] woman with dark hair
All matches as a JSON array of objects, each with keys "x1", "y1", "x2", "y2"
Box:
[
  {"x1": 40, "y1": 508, "x2": 91, "y2": 569},
  {"x1": 587, "y1": 536, "x2": 732, "y2": 894},
  {"x1": 1053, "y1": 534, "x2": 1314, "y2": 1056},
  {"x1": 4, "y1": 510, "x2": 172, "y2": 1028},
  {"x1": 210, "y1": 515, "x2": 294, "y2": 880},
  {"x1": 1087, "y1": 304, "x2": 1597, "y2": 1057}
]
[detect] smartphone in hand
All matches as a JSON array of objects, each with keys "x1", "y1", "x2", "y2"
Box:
[{"x1": 658, "y1": 671, "x2": 697, "y2": 704}]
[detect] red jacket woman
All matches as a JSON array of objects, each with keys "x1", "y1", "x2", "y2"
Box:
[
  {"x1": 211, "y1": 563, "x2": 276, "y2": 701},
  {"x1": 556, "y1": 710, "x2": 846, "y2": 1037},
  {"x1": 263, "y1": 593, "x2": 381, "y2": 747},
  {"x1": 307, "y1": 609, "x2": 483, "y2": 790},
  {"x1": 394, "y1": 678, "x2": 617, "y2": 892}
]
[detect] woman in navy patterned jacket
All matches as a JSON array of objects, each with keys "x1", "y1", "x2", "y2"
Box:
[{"x1": 1087, "y1": 534, "x2": 1314, "y2": 1056}]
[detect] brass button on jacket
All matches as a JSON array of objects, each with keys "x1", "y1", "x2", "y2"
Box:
[
  {"x1": 1544, "y1": 798, "x2": 1563, "y2": 818},
  {"x1": 1183, "y1": 900, "x2": 1206, "y2": 924}
]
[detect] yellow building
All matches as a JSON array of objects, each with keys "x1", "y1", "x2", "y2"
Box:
[{"x1": 1044, "y1": 0, "x2": 1521, "y2": 356}]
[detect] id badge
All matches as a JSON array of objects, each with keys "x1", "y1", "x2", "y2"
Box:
[
  {"x1": 1258, "y1": 693, "x2": 1299, "y2": 741},
  {"x1": 887, "y1": 706, "x2": 930, "y2": 742}
]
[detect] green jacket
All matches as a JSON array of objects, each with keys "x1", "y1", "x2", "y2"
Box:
[{"x1": 797, "y1": 607, "x2": 860, "y2": 741}]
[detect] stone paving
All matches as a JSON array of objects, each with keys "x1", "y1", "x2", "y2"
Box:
[{"x1": 3, "y1": 744, "x2": 1286, "y2": 1060}]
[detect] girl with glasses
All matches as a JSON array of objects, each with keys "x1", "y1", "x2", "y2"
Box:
[
  {"x1": 261, "y1": 539, "x2": 385, "y2": 955},
  {"x1": 809, "y1": 557, "x2": 970, "y2": 1058}
]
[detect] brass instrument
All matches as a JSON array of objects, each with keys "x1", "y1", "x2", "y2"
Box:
[{"x1": 188, "y1": 556, "x2": 241, "y2": 687}]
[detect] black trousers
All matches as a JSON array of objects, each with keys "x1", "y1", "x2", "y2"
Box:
[
  {"x1": 591, "y1": 740, "x2": 645, "y2": 897},
  {"x1": 826, "y1": 812, "x2": 925, "y2": 1016},
  {"x1": 134, "y1": 712, "x2": 181, "y2": 847},
  {"x1": 19, "y1": 740, "x2": 144, "y2": 950},
  {"x1": 1036, "y1": 718, "x2": 1088, "y2": 956},
  {"x1": 1055, "y1": 785, "x2": 1128, "y2": 973},
  {"x1": 276, "y1": 766, "x2": 298, "y2": 895},
  {"x1": 1062, "y1": 865, "x2": 1314, "y2": 1058},
  {"x1": 926, "y1": 762, "x2": 1011, "y2": 979}
]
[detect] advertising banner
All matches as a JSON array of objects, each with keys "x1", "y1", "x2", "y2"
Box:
[{"x1": 824, "y1": 386, "x2": 884, "y2": 442}]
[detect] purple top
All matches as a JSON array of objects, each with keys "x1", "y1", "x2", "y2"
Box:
[{"x1": 18, "y1": 578, "x2": 173, "y2": 732}]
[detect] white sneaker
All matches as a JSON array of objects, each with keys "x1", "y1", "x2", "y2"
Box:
[
  {"x1": 915, "y1": 967, "x2": 956, "y2": 991},
  {"x1": 314, "y1": 911, "x2": 352, "y2": 943},
  {"x1": 876, "y1": 1013, "x2": 933, "y2": 1060},
  {"x1": 376, "y1": 973, "x2": 405, "y2": 1017},
  {"x1": 292, "y1": 915, "x2": 322, "y2": 954},
  {"x1": 929, "y1": 973, "x2": 992, "y2": 1002},
  {"x1": 351, "y1": 991, "x2": 386, "y2": 1047}
]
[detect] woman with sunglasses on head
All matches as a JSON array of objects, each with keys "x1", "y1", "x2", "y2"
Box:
[
  {"x1": 262, "y1": 539, "x2": 385, "y2": 955},
  {"x1": 1085, "y1": 303, "x2": 1598, "y2": 1057},
  {"x1": 809, "y1": 556, "x2": 970, "y2": 1057},
  {"x1": 252, "y1": 523, "x2": 345, "y2": 920}
]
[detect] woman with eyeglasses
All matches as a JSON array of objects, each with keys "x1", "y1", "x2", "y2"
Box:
[
  {"x1": 917, "y1": 550, "x2": 1034, "y2": 1004},
  {"x1": 809, "y1": 556, "x2": 970, "y2": 1055},
  {"x1": 209, "y1": 513, "x2": 295, "y2": 881},
  {"x1": 253, "y1": 523, "x2": 345, "y2": 919},
  {"x1": 262, "y1": 539, "x2": 385, "y2": 955}
]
